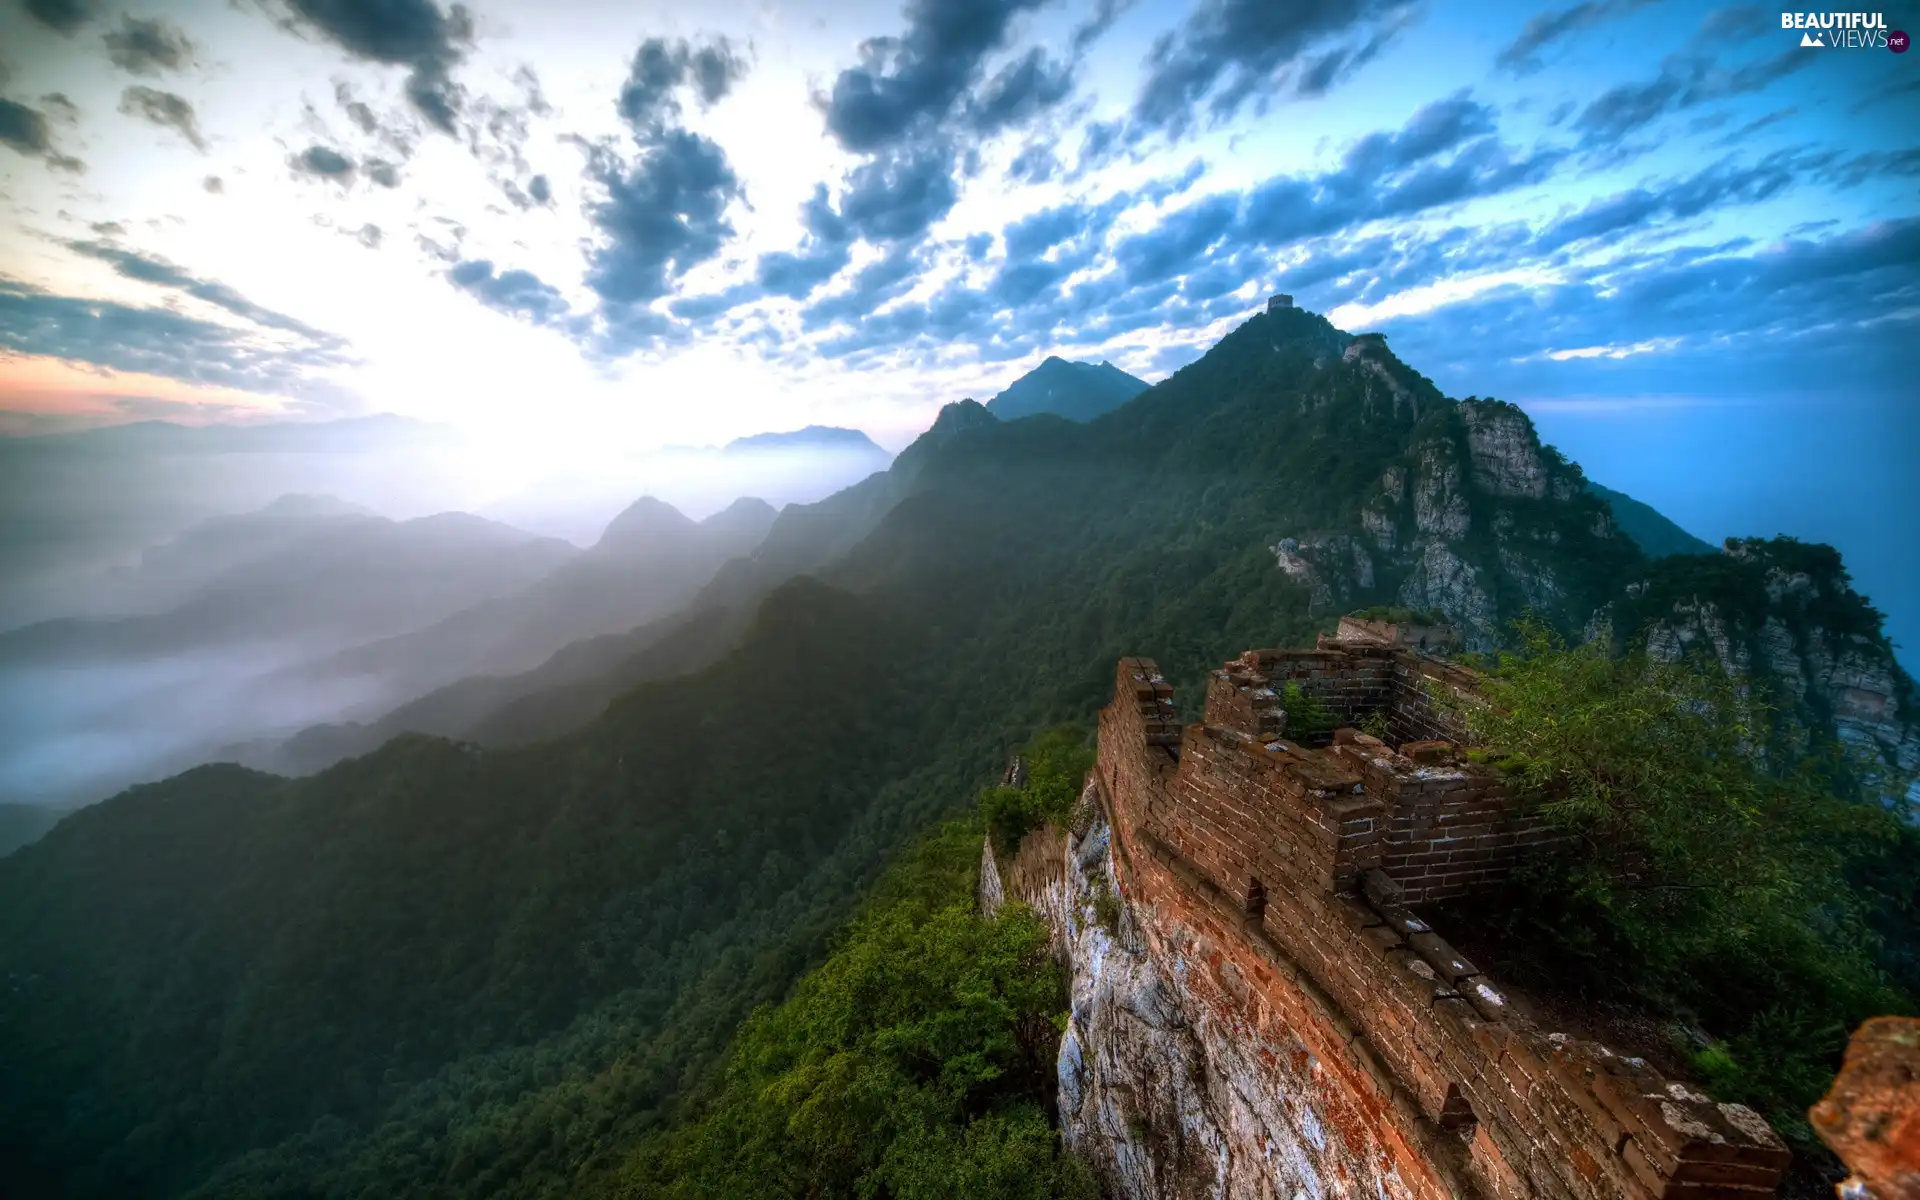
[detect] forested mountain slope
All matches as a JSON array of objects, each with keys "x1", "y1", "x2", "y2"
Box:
[{"x1": 0, "y1": 304, "x2": 1902, "y2": 1198}]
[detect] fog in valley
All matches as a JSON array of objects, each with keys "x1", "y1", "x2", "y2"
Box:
[{"x1": 0, "y1": 416, "x2": 894, "y2": 813}]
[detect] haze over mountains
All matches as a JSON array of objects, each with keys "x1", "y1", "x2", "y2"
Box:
[{"x1": 0, "y1": 303, "x2": 1910, "y2": 1198}]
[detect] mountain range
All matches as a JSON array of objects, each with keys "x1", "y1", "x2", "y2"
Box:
[{"x1": 0, "y1": 306, "x2": 1911, "y2": 1198}]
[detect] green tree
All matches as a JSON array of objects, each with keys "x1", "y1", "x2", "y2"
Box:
[{"x1": 1438, "y1": 619, "x2": 1913, "y2": 1142}]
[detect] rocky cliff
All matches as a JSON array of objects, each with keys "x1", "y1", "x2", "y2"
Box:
[{"x1": 1605, "y1": 537, "x2": 1919, "y2": 803}]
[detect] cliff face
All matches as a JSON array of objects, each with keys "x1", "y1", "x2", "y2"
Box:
[
  {"x1": 1270, "y1": 338, "x2": 1634, "y2": 651},
  {"x1": 1608, "y1": 537, "x2": 1920, "y2": 802},
  {"x1": 1012, "y1": 800, "x2": 1428, "y2": 1200}
]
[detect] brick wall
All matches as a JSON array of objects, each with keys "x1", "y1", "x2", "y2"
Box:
[{"x1": 1095, "y1": 652, "x2": 1791, "y2": 1200}]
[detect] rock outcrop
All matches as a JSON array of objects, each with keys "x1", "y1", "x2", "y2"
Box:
[
  {"x1": 1612, "y1": 538, "x2": 1920, "y2": 804},
  {"x1": 1809, "y1": 1017, "x2": 1920, "y2": 1200}
]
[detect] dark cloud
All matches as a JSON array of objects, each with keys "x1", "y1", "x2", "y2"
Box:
[
  {"x1": 366, "y1": 158, "x2": 400, "y2": 187},
  {"x1": 1383, "y1": 219, "x2": 1919, "y2": 400},
  {"x1": 352, "y1": 223, "x2": 382, "y2": 248},
  {"x1": 38, "y1": 92, "x2": 79, "y2": 122},
  {"x1": 1574, "y1": 49, "x2": 1810, "y2": 147},
  {"x1": 1236, "y1": 94, "x2": 1558, "y2": 246},
  {"x1": 203, "y1": 174, "x2": 224, "y2": 193},
  {"x1": 0, "y1": 279, "x2": 352, "y2": 395},
  {"x1": 1131, "y1": 0, "x2": 1414, "y2": 138},
  {"x1": 282, "y1": 0, "x2": 473, "y2": 134},
  {"x1": 63, "y1": 239, "x2": 343, "y2": 343},
  {"x1": 800, "y1": 243, "x2": 926, "y2": 329},
  {"x1": 527, "y1": 173, "x2": 550, "y2": 204},
  {"x1": 22, "y1": 0, "x2": 90, "y2": 34},
  {"x1": 821, "y1": 0, "x2": 1053, "y2": 153},
  {"x1": 966, "y1": 47, "x2": 1073, "y2": 136},
  {"x1": 335, "y1": 81, "x2": 381, "y2": 134},
  {"x1": 103, "y1": 15, "x2": 195, "y2": 76},
  {"x1": 616, "y1": 36, "x2": 747, "y2": 135},
  {"x1": 754, "y1": 184, "x2": 855, "y2": 299},
  {"x1": 1071, "y1": 0, "x2": 1132, "y2": 53},
  {"x1": 791, "y1": 102, "x2": 1551, "y2": 362},
  {"x1": 292, "y1": 143, "x2": 355, "y2": 183},
  {"x1": 447, "y1": 259, "x2": 570, "y2": 324},
  {"x1": 89, "y1": 220, "x2": 123, "y2": 235},
  {"x1": 118, "y1": 86, "x2": 205, "y2": 150},
  {"x1": 0, "y1": 96, "x2": 83, "y2": 171},
  {"x1": 579, "y1": 129, "x2": 742, "y2": 312},
  {"x1": 1006, "y1": 140, "x2": 1058, "y2": 184},
  {"x1": 840, "y1": 142, "x2": 960, "y2": 243},
  {"x1": 1495, "y1": 0, "x2": 1657, "y2": 75},
  {"x1": 1532, "y1": 154, "x2": 1799, "y2": 253},
  {"x1": 0, "y1": 97, "x2": 52, "y2": 155}
]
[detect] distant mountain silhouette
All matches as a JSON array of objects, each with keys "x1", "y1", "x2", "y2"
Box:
[
  {"x1": 0, "y1": 506, "x2": 574, "y2": 667},
  {"x1": 275, "y1": 496, "x2": 779, "y2": 736},
  {"x1": 722, "y1": 426, "x2": 888, "y2": 455},
  {"x1": 9, "y1": 413, "x2": 455, "y2": 454},
  {"x1": 983, "y1": 356, "x2": 1150, "y2": 422}
]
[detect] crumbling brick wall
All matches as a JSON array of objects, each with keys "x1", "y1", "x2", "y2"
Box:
[{"x1": 1096, "y1": 651, "x2": 1792, "y2": 1200}]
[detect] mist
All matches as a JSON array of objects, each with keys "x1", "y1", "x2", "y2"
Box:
[{"x1": 0, "y1": 416, "x2": 895, "y2": 810}]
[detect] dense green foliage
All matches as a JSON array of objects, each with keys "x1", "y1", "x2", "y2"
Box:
[
  {"x1": 614, "y1": 813, "x2": 1093, "y2": 1199},
  {"x1": 1438, "y1": 621, "x2": 1915, "y2": 1144},
  {"x1": 979, "y1": 726, "x2": 1095, "y2": 851}
]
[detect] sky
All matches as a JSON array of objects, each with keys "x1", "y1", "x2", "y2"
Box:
[{"x1": 0, "y1": 0, "x2": 1916, "y2": 646}]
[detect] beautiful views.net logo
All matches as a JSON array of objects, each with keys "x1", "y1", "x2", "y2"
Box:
[{"x1": 1780, "y1": 11, "x2": 1900, "y2": 48}]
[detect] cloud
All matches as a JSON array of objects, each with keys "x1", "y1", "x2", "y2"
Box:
[
  {"x1": 366, "y1": 158, "x2": 400, "y2": 187},
  {"x1": 1131, "y1": 0, "x2": 1415, "y2": 138},
  {"x1": 281, "y1": 0, "x2": 473, "y2": 134},
  {"x1": 62, "y1": 239, "x2": 344, "y2": 344},
  {"x1": 103, "y1": 15, "x2": 195, "y2": 76},
  {"x1": 0, "y1": 96, "x2": 83, "y2": 171},
  {"x1": 1495, "y1": 0, "x2": 1657, "y2": 74},
  {"x1": 786, "y1": 101, "x2": 1555, "y2": 363},
  {"x1": 118, "y1": 86, "x2": 205, "y2": 150},
  {"x1": 965, "y1": 47, "x2": 1074, "y2": 136},
  {"x1": 292, "y1": 143, "x2": 355, "y2": 183},
  {"x1": 1531, "y1": 153, "x2": 1799, "y2": 252},
  {"x1": 1573, "y1": 49, "x2": 1810, "y2": 147},
  {"x1": 616, "y1": 36, "x2": 747, "y2": 135},
  {"x1": 839, "y1": 142, "x2": 961, "y2": 242},
  {"x1": 1071, "y1": 0, "x2": 1133, "y2": 52},
  {"x1": 0, "y1": 280, "x2": 352, "y2": 396},
  {"x1": 447, "y1": 259, "x2": 570, "y2": 324},
  {"x1": 1380, "y1": 218, "x2": 1920, "y2": 398},
  {"x1": 203, "y1": 174, "x2": 224, "y2": 193},
  {"x1": 527, "y1": 174, "x2": 550, "y2": 204},
  {"x1": 38, "y1": 92, "x2": 79, "y2": 122},
  {"x1": 579, "y1": 130, "x2": 742, "y2": 321},
  {"x1": 1235, "y1": 93, "x2": 1559, "y2": 246},
  {"x1": 352, "y1": 223, "x2": 382, "y2": 249},
  {"x1": 820, "y1": 0, "x2": 1055, "y2": 153},
  {"x1": 1006, "y1": 140, "x2": 1058, "y2": 184},
  {"x1": 754, "y1": 185, "x2": 855, "y2": 299},
  {"x1": 21, "y1": 0, "x2": 91, "y2": 35}
]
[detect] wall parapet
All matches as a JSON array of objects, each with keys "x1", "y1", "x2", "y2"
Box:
[{"x1": 1095, "y1": 648, "x2": 1791, "y2": 1200}]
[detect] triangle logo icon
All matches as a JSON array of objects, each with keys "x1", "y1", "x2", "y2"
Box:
[{"x1": 1800, "y1": 30, "x2": 1823, "y2": 46}]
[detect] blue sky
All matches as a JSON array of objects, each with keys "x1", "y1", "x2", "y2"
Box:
[{"x1": 0, "y1": 0, "x2": 1915, "y2": 650}]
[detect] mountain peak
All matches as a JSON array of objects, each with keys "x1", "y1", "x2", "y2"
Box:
[
  {"x1": 595, "y1": 496, "x2": 695, "y2": 552},
  {"x1": 985, "y1": 357, "x2": 1150, "y2": 423}
]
